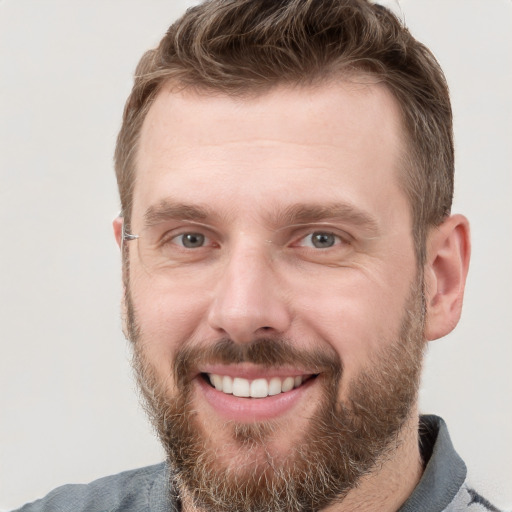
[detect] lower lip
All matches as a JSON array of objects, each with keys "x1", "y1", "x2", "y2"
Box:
[{"x1": 196, "y1": 375, "x2": 317, "y2": 422}]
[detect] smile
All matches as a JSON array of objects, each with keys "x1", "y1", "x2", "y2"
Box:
[
  {"x1": 197, "y1": 368, "x2": 320, "y2": 421},
  {"x1": 206, "y1": 373, "x2": 313, "y2": 398}
]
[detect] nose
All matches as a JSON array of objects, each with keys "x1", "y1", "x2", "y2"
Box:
[{"x1": 207, "y1": 243, "x2": 292, "y2": 343}]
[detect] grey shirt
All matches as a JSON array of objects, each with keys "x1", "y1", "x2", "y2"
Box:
[{"x1": 12, "y1": 416, "x2": 503, "y2": 512}]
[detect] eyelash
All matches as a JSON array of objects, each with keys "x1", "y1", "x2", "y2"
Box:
[
  {"x1": 161, "y1": 230, "x2": 215, "y2": 249},
  {"x1": 170, "y1": 232, "x2": 213, "y2": 248},
  {"x1": 294, "y1": 231, "x2": 347, "y2": 249}
]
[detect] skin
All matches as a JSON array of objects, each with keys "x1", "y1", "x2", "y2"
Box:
[{"x1": 114, "y1": 82, "x2": 470, "y2": 511}]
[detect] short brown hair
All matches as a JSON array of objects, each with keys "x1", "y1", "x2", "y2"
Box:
[{"x1": 115, "y1": 0, "x2": 453, "y2": 264}]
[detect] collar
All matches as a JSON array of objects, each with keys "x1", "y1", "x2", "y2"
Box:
[{"x1": 399, "y1": 415, "x2": 467, "y2": 511}]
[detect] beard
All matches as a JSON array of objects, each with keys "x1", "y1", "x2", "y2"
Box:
[{"x1": 126, "y1": 281, "x2": 426, "y2": 512}]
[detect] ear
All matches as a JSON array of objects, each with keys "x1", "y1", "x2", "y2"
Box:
[
  {"x1": 113, "y1": 216, "x2": 123, "y2": 249},
  {"x1": 424, "y1": 214, "x2": 471, "y2": 341},
  {"x1": 113, "y1": 216, "x2": 129, "y2": 338}
]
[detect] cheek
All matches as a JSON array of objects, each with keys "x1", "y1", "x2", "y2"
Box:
[
  {"x1": 128, "y1": 272, "x2": 211, "y2": 365},
  {"x1": 291, "y1": 267, "x2": 414, "y2": 381}
]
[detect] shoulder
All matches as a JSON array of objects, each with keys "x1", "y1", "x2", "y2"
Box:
[
  {"x1": 11, "y1": 463, "x2": 175, "y2": 512},
  {"x1": 444, "y1": 482, "x2": 508, "y2": 512}
]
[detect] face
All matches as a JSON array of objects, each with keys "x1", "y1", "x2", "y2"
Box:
[{"x1": 122, "y1": 82, "x2": 425, "y2": 511}]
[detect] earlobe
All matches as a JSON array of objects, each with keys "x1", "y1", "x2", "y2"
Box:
[
  {"x1": 424, "y1": 214, "x2": 471, "y2": 341},
  {"x1": 113, "y1": 216, "x2": 124, "y2": 249}
]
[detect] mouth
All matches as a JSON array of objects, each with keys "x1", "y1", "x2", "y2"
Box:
[
  {"x1": 195, "y1": 367, "x2": 320, "y2": 422},
  {"x1": 203, "y1": 373, "x2": 316, "y2": 398}
]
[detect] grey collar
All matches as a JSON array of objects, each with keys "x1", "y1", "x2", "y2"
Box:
[{"x1": 399, "y1": 415, "x2": 467, "y2": 511}]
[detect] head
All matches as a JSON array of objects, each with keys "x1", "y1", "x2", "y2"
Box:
[
  {"x1": 115, "y1": 0, "x2": 454, "y2": 266},
  {"x1": 113, "y1": 1, "x2": 470, "y2": 511}
]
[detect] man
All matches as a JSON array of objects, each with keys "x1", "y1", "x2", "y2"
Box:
[{"x1": 12, "y1": 0, "x2": 505, "y2": 511}]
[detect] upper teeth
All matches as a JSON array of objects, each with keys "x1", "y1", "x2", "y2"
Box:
[{"x1": 208, "y1": 374, "x2": 304, "y2": 398}]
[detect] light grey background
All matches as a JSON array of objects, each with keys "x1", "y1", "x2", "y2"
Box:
[{"x1": 1, "y1": 0, "x2": 511, "y2": 509}]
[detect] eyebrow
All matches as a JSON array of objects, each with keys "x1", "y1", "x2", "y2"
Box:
[
  {"x1": 143, "y1": 200, "x2": 212, "y2": 228},
  {"x1": 275, "y1": 203, "x2": 380, "y2": 234},
  {"x1": 142, "y1": 199, "x2": 380, "y2": 234}
]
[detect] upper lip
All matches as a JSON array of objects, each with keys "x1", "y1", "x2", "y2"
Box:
[{"x1": 197, "y1": 363, "x2": 316, "y2": 380}]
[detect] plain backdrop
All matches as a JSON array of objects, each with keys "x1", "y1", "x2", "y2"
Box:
[{"x1": 1, "y1": 0, "x2": 511, "y2": 510}]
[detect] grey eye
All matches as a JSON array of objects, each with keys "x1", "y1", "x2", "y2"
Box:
[
  {"x1": 180, "y1": 233, "x2": 205, "y2": 248},
  {"x1": 311, "y1": 232, "x2": 336, "y2": 248}
]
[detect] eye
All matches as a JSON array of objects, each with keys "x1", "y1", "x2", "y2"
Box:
[
  {"x1": 299, "y1": 231, "x2": 341, "y2": 249},
  {"x1": 172, "y1": 232, "x2": 207, "y2": 248}
]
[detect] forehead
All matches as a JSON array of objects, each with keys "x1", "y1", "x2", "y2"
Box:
[{"x1": 133, "y1": 81, "x2": 408, "y2": 228}]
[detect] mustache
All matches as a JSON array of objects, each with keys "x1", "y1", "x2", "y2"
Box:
[{"x1": 173, "y1": 337, "x2": 342, "y2": 388}]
